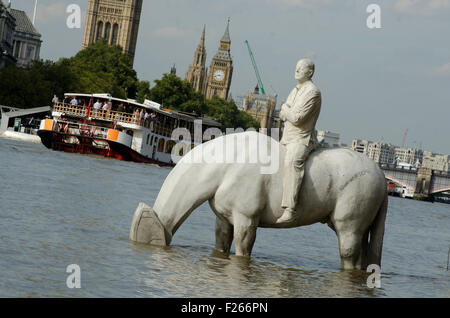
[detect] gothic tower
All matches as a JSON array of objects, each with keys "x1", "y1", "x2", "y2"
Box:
[
  {"x1": 82, "y1": 0, "x2": 143, "y2": 66},
  {"x1": 185, "y1": 25, "x2": 208, "y2": 95},
  {"x1": 205, "y1": 20, "x2": 233, "y2": 100}
]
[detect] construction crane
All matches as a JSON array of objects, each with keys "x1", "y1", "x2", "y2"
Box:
[
  {"x1": 244, "y1": 40, "x2": 266, "y2": 95},
  {"x1": 401, "y1": 128, "x2": 409, "y2": 148}
]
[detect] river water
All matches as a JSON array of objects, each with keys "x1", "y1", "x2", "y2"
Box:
[{"x1": 0, "y1": 137, "x2": 449, "y2": 298}]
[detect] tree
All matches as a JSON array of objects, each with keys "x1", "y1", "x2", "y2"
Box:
[
  {"x1": 148, "y1": 73, "x2": 203, "y2": 109},
  {"x1": 60, "y1": 40, "x2": 138, "y2": 99},
  {"x1": 0, "y1": 41, "x2": 141, "y2": 108},
  {"x1": 147, "y1": 73, "x2": 260, "y2": 129},
  {"x1": 136, "y1": 80, "x2": 151, "y2": 104},
  {"x1": 0, "y1": 60, "x2": 74, "y2": 108},
  {"x1": 205, "y1": 96, "x2": 260, "y2": 130}
]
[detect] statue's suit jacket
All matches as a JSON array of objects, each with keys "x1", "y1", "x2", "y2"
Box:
[{"x1": 280, "y1": 80, "x2": 322, "y2": 146}]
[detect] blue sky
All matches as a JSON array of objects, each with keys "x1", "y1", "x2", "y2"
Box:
[{"x1": 9, "y1": 0, "x2": 450, "y2": 154}]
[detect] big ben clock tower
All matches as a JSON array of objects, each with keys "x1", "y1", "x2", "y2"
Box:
[{"x1": 205, "y1": 20, "x2": 233, "y2": 100}]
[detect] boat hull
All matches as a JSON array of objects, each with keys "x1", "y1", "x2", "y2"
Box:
[{"x1": 37, "y1": 130, "x2": 172, "y2": 167}]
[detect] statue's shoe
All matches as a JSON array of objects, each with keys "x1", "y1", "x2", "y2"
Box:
[{"x1": 276, "y1": 208, "x2": 297, "y2": 224}]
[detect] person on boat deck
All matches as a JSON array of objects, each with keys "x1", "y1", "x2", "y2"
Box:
[
  {"x1": 144, "y1": 110, "x2": 149, "y2": 121},
  {"x1": 117, "y1": 103, "x2": 125, "y2": 113},
  {"x1": 133, "y1": 108, "x2": 139, "y2": 122},
  {"x1": 139, "y1": 108, "x2": 144, "y2": 124},
  {"x1": 102, "y1": 102, "x2": 109, "y2": 111},
  {"x1": 52, "y1": 95, "x2": 59, "y2": 104},
  {"x1": 63, "y1": 96, "x2": 70, "y2": 105},
  {"x1": 79, "y1": 99, "x2": 85, "y2": 107},
  {"x1": 70, "y1": 97, "x2": 78, "y2": 106},
  {"x1": 93, "y1": 100, "x2": 102, "y2": 110}
]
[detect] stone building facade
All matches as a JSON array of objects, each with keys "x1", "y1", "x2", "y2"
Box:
[
  {"x1": 0, "y1": 0, "x2": 16, "y2": 68},
  {"x1": 394, "y1": 147, "x2": 423, "y2": 166},
  {"x1": 10, "y1": 9, "x2": 41, "y2": 68},
  {"x1": 205, "y1": 21, "x2": 233, "y2": 100},
  {"x1": 350, "y1": 139, "x2": 424, "y2": 166},
  {"x1": 350, "y1": 139, "x2": 396, "y2": 164},
  {"x1": 242, "y1": 84, "x2": 278, "y2": 130},
  {"x1": 185, "y1": 25, "x2": 208, "y2": 95},
  {"x1": 82, "y1": 0, "x2": 143, "y2": 66},
  {"x1": 422, "y1": 151, "x2": 449, "y2": 172}
]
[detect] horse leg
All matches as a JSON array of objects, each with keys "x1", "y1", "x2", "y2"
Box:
[
  {"x1": 336, "y1": 230, "x2": 364, "y2": 270},
  {"x1": 233, "y1": 213, "x2": 258, "y2": 257},
  {"x1": 360, "y1": 231, "x2": 369, "y2": 269},
  {"x1": 214, "y1": 216, "x2": 233, "y2": 254}
]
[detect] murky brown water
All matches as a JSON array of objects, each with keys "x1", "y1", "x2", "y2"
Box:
[{"x1": 0, "y1": 137, "x2": 449, "y2": 297}]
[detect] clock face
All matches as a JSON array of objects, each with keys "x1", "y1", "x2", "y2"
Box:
[{"x1": 213, "y1": 70, "x2": 225, "y2": 81}]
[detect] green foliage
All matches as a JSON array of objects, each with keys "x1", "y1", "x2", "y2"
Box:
[
  {"x1": 0, "y1": 41, "x2": 138, "y2": 108},
  {"x1": 148, "y1": 73, "x2": 203, "y2": 110},
  {"x1": 59, "y1": 40, "x2": 138, "y2": 99},
  {"x1": 148, "y1": 74, "x2": 260, "y2": 130},
  {"x1": 0, "y1": 60, "x2": 75, "y2": 108},
  {"x1": 204, "y1": 96, "x2": 260, "y2": 130},
  {"x1": 0, "y1": 41, "x2": 260, "y2": 130},
  {"x1": 136, "y1": 80, "x2": 151, "y2": 104}
]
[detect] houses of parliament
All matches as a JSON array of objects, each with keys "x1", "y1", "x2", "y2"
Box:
[
  {"x1": 81, "y1": 2, "x2": 278, "y2": 129},
  {"x1": 82, "y1": 0, "x2": 143, "y2": 66},
  {"x1": 185, "y1": 21, "x2": 234, "y2": 101},
  {"x1": 81, "y1": 0, "x2": 233, "y2": 100}
]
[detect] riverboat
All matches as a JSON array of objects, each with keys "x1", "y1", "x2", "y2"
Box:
[{"x1": 37, "y1": 93, "x2": 221, "y2": 166}]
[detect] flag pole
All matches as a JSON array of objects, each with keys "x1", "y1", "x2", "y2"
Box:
[{"x1": 33, "y1": 0, "x2": 38, "y2": 25}]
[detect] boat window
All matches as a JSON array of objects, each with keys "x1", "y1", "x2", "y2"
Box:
[
  {"x1": 165, "y1": 140, "x2": 176, "y2": 154},
  {"x1": 157, "y1": 139, "x2": 165, "y2": 152}
]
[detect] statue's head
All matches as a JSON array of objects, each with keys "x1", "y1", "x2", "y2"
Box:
[{"x1": 295, "y1": 59, "x2": 315, "y2": 82}]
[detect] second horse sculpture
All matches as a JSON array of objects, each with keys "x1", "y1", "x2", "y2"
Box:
[{"x1": 130, "y1": 131, "x2": 388, "y2": 270}]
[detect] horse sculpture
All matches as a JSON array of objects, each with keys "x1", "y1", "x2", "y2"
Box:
[{"x1": 130, "y1": 131, "x2": 388, "y2": 270}]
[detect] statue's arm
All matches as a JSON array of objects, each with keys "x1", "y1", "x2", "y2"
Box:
[{"x1": 283, "y1": 91, "x2": 321, "y2": 126}]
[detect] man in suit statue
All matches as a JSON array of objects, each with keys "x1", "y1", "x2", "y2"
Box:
[{"x1": 277, "y1": 58, "x2": 322, "y2": 224}]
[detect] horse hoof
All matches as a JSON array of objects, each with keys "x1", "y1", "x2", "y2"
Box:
[{"x1": 129, "y1": 202, "x2": 168, "y2": 246}]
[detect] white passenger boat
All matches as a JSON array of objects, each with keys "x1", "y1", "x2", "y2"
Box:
[{"x1": 37, "y1": 93, "x2": 221, "y2": 166}]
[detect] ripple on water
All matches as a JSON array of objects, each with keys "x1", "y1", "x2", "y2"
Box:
[{"x1": 0, "y1": 139, "x2": 449, "y2": 297}]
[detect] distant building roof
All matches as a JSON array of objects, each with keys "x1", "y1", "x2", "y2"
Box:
[{"x1": 10, "y1": 9, "x2": 41, "y2": 37}]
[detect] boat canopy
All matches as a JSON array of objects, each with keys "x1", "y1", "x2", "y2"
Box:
[{"x1": 63, "y1": 93, "x2": 221, "y2": 127}]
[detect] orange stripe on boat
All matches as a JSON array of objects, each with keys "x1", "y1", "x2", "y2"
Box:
[
  {"x1": 107, "y1": 129, "x2": 119, "y2": 141},
  {"x1": 44, "y1": 119, "x2": 53, "y2": 131}
]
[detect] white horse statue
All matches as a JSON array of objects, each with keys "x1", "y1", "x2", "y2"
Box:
[{"x1": 130, "y1": 131, "x2": 388, "y2": 270}]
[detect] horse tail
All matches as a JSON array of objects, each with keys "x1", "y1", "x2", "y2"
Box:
[
  {"x1": 366, "y1": 190, "x2": 388, "y2": 268},
  {"x1": 130, "y1": 161, "x2": 221, "y2": 246}
]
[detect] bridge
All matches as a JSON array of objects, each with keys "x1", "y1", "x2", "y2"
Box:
[
  {"x1": 379, "y1": 163, "x2": 450, "y2": 202},
  {"x1": 0, "y1": 105, "x2": 20, "y2": 113}
]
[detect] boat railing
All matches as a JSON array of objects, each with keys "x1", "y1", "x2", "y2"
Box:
[
  {"x1": 53, "y1": 120, "x2": 109, "y2": 139},
  {"x1": 53, "y1": 103, "x2": 178, "y2": 137},
  {"x1": 53, "y1": 103, "x2": 87, "y2": 118},
  {"x1": 53, "y1": 103, "x2": 142, "y2": 126}
]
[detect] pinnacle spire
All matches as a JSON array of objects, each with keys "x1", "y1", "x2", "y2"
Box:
[
  {"x1": 200, "y1": 24, "x2": 206, "y2": 46},
  {"x1": 221, "y1": 18, "x2": 230, "y2": 43}
]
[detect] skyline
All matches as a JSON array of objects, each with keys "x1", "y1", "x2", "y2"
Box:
[{"x1": 9, "y1": 0, "x2": 450, "y2": 154}]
